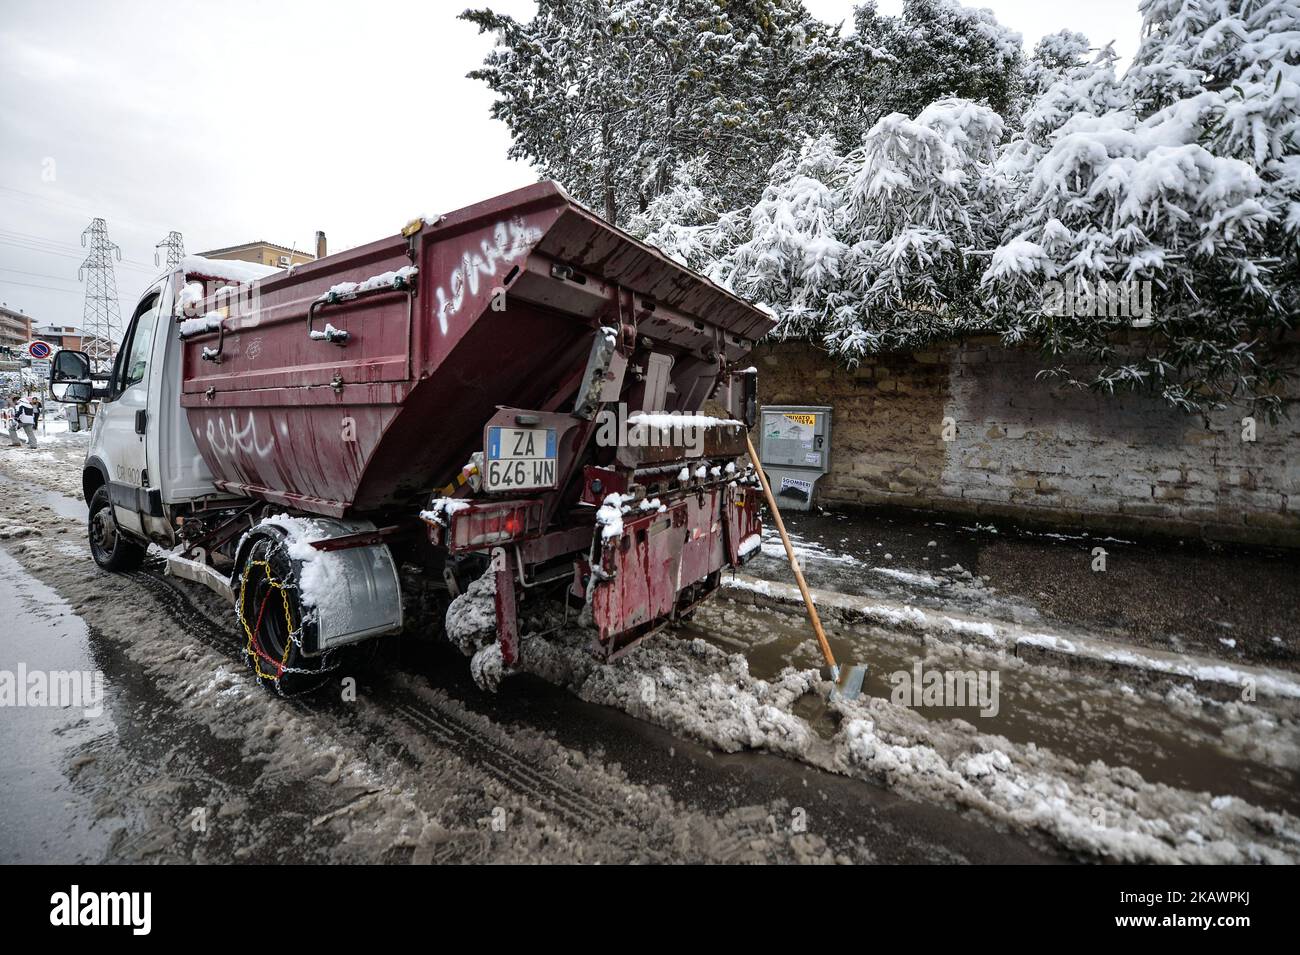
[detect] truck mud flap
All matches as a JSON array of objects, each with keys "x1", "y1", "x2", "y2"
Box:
[
  {"x1": 242, "y1": 516, "x2": 403, "y2": 654},
  {"x1": 590, "y1": 503, "x2": 688, "y2": 658},
  {"x1": 589, "y1": 483, "x2": 761, "y2": 658}
]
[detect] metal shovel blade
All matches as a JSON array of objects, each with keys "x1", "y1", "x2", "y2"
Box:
[{"x1": 829, "y1": 664, "x2": 868, "y2": 702}]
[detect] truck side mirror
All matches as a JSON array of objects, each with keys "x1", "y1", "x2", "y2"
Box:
[
  {"x1": 52, "y1": 380, "x2": 94, "y2": 403},
  {"x1": 49, "y1": 350, "x2": 93, "y2": 403}
]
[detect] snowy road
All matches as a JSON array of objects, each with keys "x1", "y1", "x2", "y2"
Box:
[
  {"x1": 0, "y1": 432, "x2": 1055, "y2": 863},
  {"x1": 1, "y1": 425, "x2": 1297, "y2": 863}
]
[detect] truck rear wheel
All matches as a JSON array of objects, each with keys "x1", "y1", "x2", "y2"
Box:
[
  {"x1": 87, "y1": 486, "x2": 146, "y2": 572},
  {"x1": 236, "y1": 533, "x2": 334, "y2": 695}
]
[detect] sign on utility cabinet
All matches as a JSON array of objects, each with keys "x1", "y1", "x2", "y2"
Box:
[{"x1": 758, "y1": 405, "x2": 832, "y2": 512}]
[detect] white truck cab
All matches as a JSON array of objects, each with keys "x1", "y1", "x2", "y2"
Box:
[
  {"x1": 48, "y1": 265, "x2": 402, "y2": 693},
  {"x1": 50, "y1": 271, "x2": 228, "y2": 565}
]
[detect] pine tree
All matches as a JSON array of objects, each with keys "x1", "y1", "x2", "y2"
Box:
[
  {"x1": 1024, "y1": 29, "x2": 1093, "y2": 97},
  {"x1": 463, "y1": 1, "x2": 843, "y2": 226},
  {"x1": 462, "y1": 1, "x2": 628, "y2": 222},
  {"x1": 837, "y1": 0, "x2": 1026, "y2": 144},
  {"x1": 725, "y1": 134, "x2": 849, "y2": 324}
]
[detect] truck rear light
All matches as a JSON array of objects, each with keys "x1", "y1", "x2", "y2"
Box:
[{"x1": 424, "y1": 499, "x2": 546, "y2": 552}]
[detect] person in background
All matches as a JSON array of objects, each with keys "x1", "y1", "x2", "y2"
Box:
[
  {"x1": 1, "y1": 396, "x2": 14, "y2": 446},
  {"x1": 11, "y1": 393, "x2": 38, "y2": 449}
]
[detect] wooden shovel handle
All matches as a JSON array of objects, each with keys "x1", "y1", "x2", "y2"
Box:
[{"x1": 744, "y1": 432, "x2": 838, "y2": 671}]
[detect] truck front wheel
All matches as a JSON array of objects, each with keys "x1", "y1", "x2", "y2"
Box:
[{"x1": 87, "y1": 486, "x2": 146, "y2": 571}]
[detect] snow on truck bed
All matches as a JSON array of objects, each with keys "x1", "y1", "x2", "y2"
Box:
[{"x1": 181, "y1": 254, "x2": 282, "y2": 283}]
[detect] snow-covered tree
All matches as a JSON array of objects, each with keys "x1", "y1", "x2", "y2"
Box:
[
  {"x1": 984, "y1": 0, "x2": 1300, "y2": 415},
  {"x1": 996, "y1": 41, "x2": 1127, "y2": 191},
  {"x1": 627, "y1": 156, "x2": 748, "y2": 274},
  {"x1": 832, "y1": 99, "x2": 1006, "y2": 355},
  {"x1": 1024, "y1": 30, "x2": 1093, "y2": 97},
  {"x1": 470, "y1": 0, "x2": 1296, "y2": 416},
  {"x1": 463, "y1": 1, "x2": 843, "y2": 226},
  {"x1": 837, "y1": 0, "x2": 1026, "y2": 143},
  {"x1": 724, "y1": 134, "x2": 849, "y2": 329},
  {"x1": 717, "y1": 99, "x2": 1006, "y2": 356},
  {"x1": 462, "y1": 2, "x2": 622, "y2": 221}
]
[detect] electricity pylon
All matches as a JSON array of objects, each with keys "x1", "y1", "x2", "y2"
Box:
[
  {"x1": 78, "y1": 218, "x2": 123, "y2": 367},
  {"x1": 155, "y1": 230, "x2": 185, "y2": 269}
]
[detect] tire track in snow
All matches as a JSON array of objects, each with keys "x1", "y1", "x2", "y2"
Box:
[
  {"x1": 390, "y1": 702, "x2": 618, "y2": 830},
  {"x1": 126, "y1": 564, "x2": 625, "y2": 835}
]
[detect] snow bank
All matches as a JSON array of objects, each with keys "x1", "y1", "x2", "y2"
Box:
[
  {"x1": 1018, "y1": 632, "x2": 1300, "y2": 700},
  {"x1": 758, "y1": 527, "x2": 861, "y2": 566},
  {"x1": 940, "y1": 616, "x2": 998, "y2": 639},
  {"x1": 871, "y1": 567, "x2": 941, "y2": 588},
  {"x1": 833, "y1": 700, "x2": 1299, "y2": 864},
  {"x1": 502, "y1": 604, "x2": 1300, "y2": 863},
  {"x1": 519, "y1": 630, "x2": 821, "y2": 757},
  {"x1": 725, "y1": 572, "x2": 1300, "y2": 700}
]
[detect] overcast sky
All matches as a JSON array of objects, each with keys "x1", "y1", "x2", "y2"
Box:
[{"x1": 0, "y1": 0, "x2": 1143, "y2": 333}]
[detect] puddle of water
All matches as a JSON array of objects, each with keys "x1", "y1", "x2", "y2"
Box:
[
  {"x1": 750, "y1": 509, "x2": 1300, "y2": 671},
  {"x1": 0, "y1": 547, "x2": 339, "y2": 862},
  {"x1": 681, "y1": 599, "x2": 1300, "y2": 815},
  {"x1": 0, "y1": 472, "x2": 86, "y2": 521},
  {"x1": 0, "y1": 548, "x2": 116, "y2": 862}
]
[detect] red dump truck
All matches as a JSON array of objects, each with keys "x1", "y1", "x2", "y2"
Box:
[{"x1": 49, "y1": 181, "x2": 773, "y2": 692}]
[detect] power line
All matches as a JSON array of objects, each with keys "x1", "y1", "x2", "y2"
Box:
[
  {"x1": 0, "y1": 184, "x2": 100, "y2": 215},
  {"x1": 0, "y1": 228, "x2": 169, "y2": 270},
  {"x1": 0, "y1": 278, "x2": 86, "y2": 295},
  {"x1": 0, "y1": 237, "x2": 160, "y2": 274},
  {"x1": 0, "y1": 226, "x2": 86, "y2": 247},
  {"x1": 0, "y1": 237, "x2": 85, "y2": 257},
  {"x1": 0, "y1": 184, "x2": 176, "y2": 235},
  {"x1": 0, "y1": 234, "x2": 89, "y2": 257},
  {"x1": 0, "y1": 265, "x2": 82, "y2": 283}
]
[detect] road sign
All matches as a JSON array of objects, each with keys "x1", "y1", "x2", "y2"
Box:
[{"x1": 26, "y1": 341, "x2": 52, "y2": 360}]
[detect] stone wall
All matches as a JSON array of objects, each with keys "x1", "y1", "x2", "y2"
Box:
[{"x1": 754, "y1": 337, "x2": 1300, "y2": 547}]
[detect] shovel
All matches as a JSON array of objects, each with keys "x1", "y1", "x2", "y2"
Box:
[{"x1": 743, "y1": 433, "x2": 867, "y2": 702}]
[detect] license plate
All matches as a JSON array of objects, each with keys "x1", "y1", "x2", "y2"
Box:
[{"x1": 484, "y1": 426, "x2": 557, "y2": 492}]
